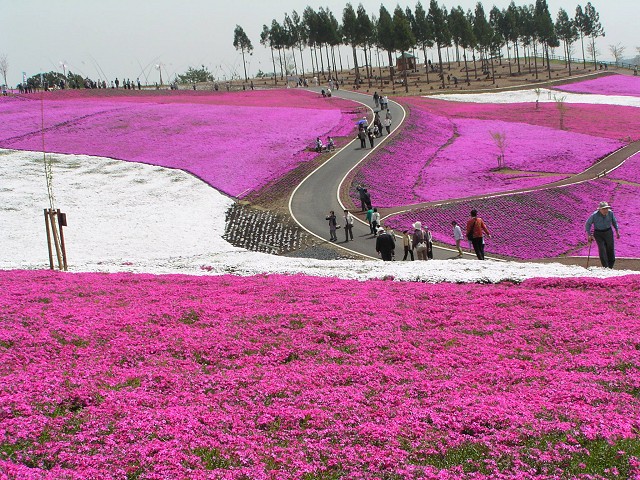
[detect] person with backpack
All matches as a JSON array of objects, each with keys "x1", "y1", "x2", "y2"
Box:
[
  {"x1": 466, "y1": 209, "x2": 491, "y2": 260},
  {"x1": 367, "y1": 127, "x2": 375, "y2": 148},
  {"x1": 412, "y1": 221, "x2": 432, "y2": 260},
  {"x1": 358, "y1": 126, "x2": 367, "y2": 149},
  {"x1": 376, "y1": 227, "x2": 396, "y2": 261}
]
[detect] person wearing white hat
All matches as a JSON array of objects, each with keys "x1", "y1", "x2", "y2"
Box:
[
  {"x1": 375, "y1": 227, "x2": 395, "y2": 261},
  {"x1": 412, "y1": 221, "x2": 431, "y2": 261},
  {"x1": 585, "y1": 201, "x2": 620, "y2": 268}
]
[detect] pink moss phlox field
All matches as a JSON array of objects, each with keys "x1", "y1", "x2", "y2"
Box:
[
  {"x1": 405, "y1": 96, "x2": 640, "y2": 141},
  {"x1": 352, "y1": 97, "x2": 624, "y2": 207},
  {"x1": 386, "y1": 177, "x2": 640, "y2": 259},
  {"x1": 1, "y1": 271, "x2": 640, "y2": 479},
  {"x1": 0, "y1": 89, "x2": 358, "y2": 198},
  {"x1": 609, "y1": 151, "x2": 640, "y2": 183},
  {"x1": 555, "y1": 74, "x2": 640, "y2": 97}
]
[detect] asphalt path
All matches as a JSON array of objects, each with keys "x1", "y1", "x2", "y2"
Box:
[{"x1": 289, "y1": 88, "x2": 472, "y2": 261}]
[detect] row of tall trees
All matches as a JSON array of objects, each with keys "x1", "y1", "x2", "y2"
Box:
[{"x1": 236, "y1": 1, "x2": 606, "y2": 91}]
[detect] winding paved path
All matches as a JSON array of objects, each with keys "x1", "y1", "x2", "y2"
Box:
[
  {"x1": 289, "y1": 88, "x2": 468, "y2": 260},
  {"x1": 289, "y1": 87, "x2": 640, "y2": 262}
]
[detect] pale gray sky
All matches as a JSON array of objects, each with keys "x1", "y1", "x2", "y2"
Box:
[{"x1": 1, "y1": 0, "x2": 638, "y2": 86}]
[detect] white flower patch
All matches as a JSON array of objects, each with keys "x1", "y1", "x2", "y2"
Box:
[{"x1": 429, "y1": 88, "x2": 640, "y2": 108}]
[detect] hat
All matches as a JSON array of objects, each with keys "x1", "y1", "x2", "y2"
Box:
[
  {"x1": 598, "y1": 201, "x2": 612, "y2": 210},
  {"x1": 377, "y1": 227, "x2": 385, "y2": 234},
  {"x1": 412, "y1": 221, "x2": 422, "y2": 230}
]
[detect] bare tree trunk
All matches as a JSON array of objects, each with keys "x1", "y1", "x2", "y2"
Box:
[
  {"x1": 403, "y1": 51, "x2": 409, "y2": 93},
  {"x1": 277, "y1": 47, "x2": 285, "y2": 80},
  {"x1": 325, "y1": 44, "x2": 332, "y2": 81},
  {"x1": 546, "y1": 43, "x2": 551, "y2": 80},
  {"x1": 437, "y1": 44, "x2": 445, "y2": 88},
  {"x1": 270, "y1": 47, "x2": 277, "y2": 84},
  {"x1": 423, "y1": 45, "x2": 430, "y2": 83},
  {"x1": 298, "y1": 46, "x2": 306, "y2": 77},
  {"x1": 291, "y1": 48, "x2": 298, "y2": 76},
  {"x1": 473, "y1": 50, "x2": 478, "y2": 78},
  {"x1": 352, "y1": 46, "x2": 360, "y2": 82},
  {"x1": 463, "y1": 49, "x2": 470, "y2": 84}
]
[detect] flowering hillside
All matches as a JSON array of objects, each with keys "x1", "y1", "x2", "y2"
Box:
[
  {"x1": 555, "y1": 74, "x2": 640, "y2": 97},
  {"x1": 351, "y1": 95, "x2": 631, "y2": 208},
  {"x1": 1, "y1": 270, "x2": 639, "y2": 479},
  {"x1": 0, "y1": 89, "x2": 358, "y2": 198},
  {"x1": 385, "y1": 177, "x2": 640, "y2": 259}
]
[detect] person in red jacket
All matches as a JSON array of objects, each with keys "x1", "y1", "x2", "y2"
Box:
[{"x1": 466, "y1": 209, "x2": 491, "y2": 260}]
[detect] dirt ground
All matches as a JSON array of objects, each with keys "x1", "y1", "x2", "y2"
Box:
[{"x1": 234, "y1": 58, "x2": 634, "y2": 97}]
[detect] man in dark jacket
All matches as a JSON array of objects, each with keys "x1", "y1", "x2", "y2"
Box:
[{"x1": 376, "y1": 227, "x2": 395, "y2": 261}]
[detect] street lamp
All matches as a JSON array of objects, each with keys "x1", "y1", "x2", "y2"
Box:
[
  {"x1": 59, "y1": 61, "x2": 67, "y2": 82},
  {"x1": 155, "y1": 63, "x2": 163, "y2": 86}
]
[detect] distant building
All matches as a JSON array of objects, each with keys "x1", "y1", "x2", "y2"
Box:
[{"x1": 396, "y1": 53, "x2": 417, "y2": 72}]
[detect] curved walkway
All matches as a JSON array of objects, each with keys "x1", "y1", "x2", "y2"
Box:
[{"x1": 290, "y1": 87, "x2": 640, "y2": 263}]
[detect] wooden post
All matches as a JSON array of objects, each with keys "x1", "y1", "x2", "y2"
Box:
[
  {"x1": 56, "y1": 209, "x2": 68, "y2": 271},
  {"x1": 47, "y1": 209, "x2": 63, "y2": 270},
  {"x1": 44, "y1": 208, "x2": 54, "y2": 270}
]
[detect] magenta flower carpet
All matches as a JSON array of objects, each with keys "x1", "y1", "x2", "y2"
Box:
[
  {"x1": 0, "y1": 89, "x2": 358, "y2": 198},
  {"x1": 1, "y1": 270, "x2": 639, "y2": 479},
  {"x1": 555, "y1": 74, "x2": 640, "y2": 97},
  {"x1": 351, "y1": 96, "x2": 632, "y2": 208}
]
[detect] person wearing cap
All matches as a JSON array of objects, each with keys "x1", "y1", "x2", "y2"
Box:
[
  {"x1": 376, "y1": 226, "x2": 395, "y2": 261},
  {"x1": 466, "y1": 210, "x2": 491, "y2": 260},
  {"x1": 585, "y1": 201, "x2": 620, "y2": 268}
]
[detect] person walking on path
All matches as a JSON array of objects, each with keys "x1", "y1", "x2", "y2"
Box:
[
  {"x1": 373, "y1": 91, "x2": 380, "y2": 108},
  {"x1": 451, "y1": 221, "x2": 464, "y2": 257},
  {"x1": 326, "y1": 210, "x2": 338, "y2": 242},
  {"x1": 343, "y1": 209, "x2": 355, "y2": 242},
  {"x1": 383, "y1": 116, "x2": 392, "y2": 135},
  {"x1": 366, "y1": 207, "x2": 375, "y2": 234},
  {"x1": 412, "y1": 222, "x2": 431, "y2": 261},
  {"x1": 363, "y1": 190, "x2": 372, "y2": 210},
  {"x1": 371, "y1": 208, "x2": 381, "y2": 236},
  {"x1": 402, "y1": 230, "x2": 414, "y2": 261},
  {"x1": 376, "y1": 227, "x2": 396, "y2": 261},
  {"x1": 358, "y1": 127, "x2": 367, "y2": 149},
  {"x1": 367, "y1": 127, "x2": 375, "y2": 148},
  {"x1": 585, "y1": 201, "x2": 620, "y2": 268},
  {"x1": 356, "y1": 185, "x2": 368, "y2": 212},
  {"x1": 466, "y1": 210, "x2": 491, "y2": 260}
]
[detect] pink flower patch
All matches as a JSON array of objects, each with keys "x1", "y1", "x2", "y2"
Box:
[
  {"x1": 555, "y1": 74, "x2": 640, "y2": 97},
  {"x1": 0, "y1": 89, "x2": 359, "y2": 198}
]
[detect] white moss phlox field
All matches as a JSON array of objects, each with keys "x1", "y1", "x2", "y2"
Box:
[{"x1": 1, "y1": 149, "x2": 635, "y2": 283}]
